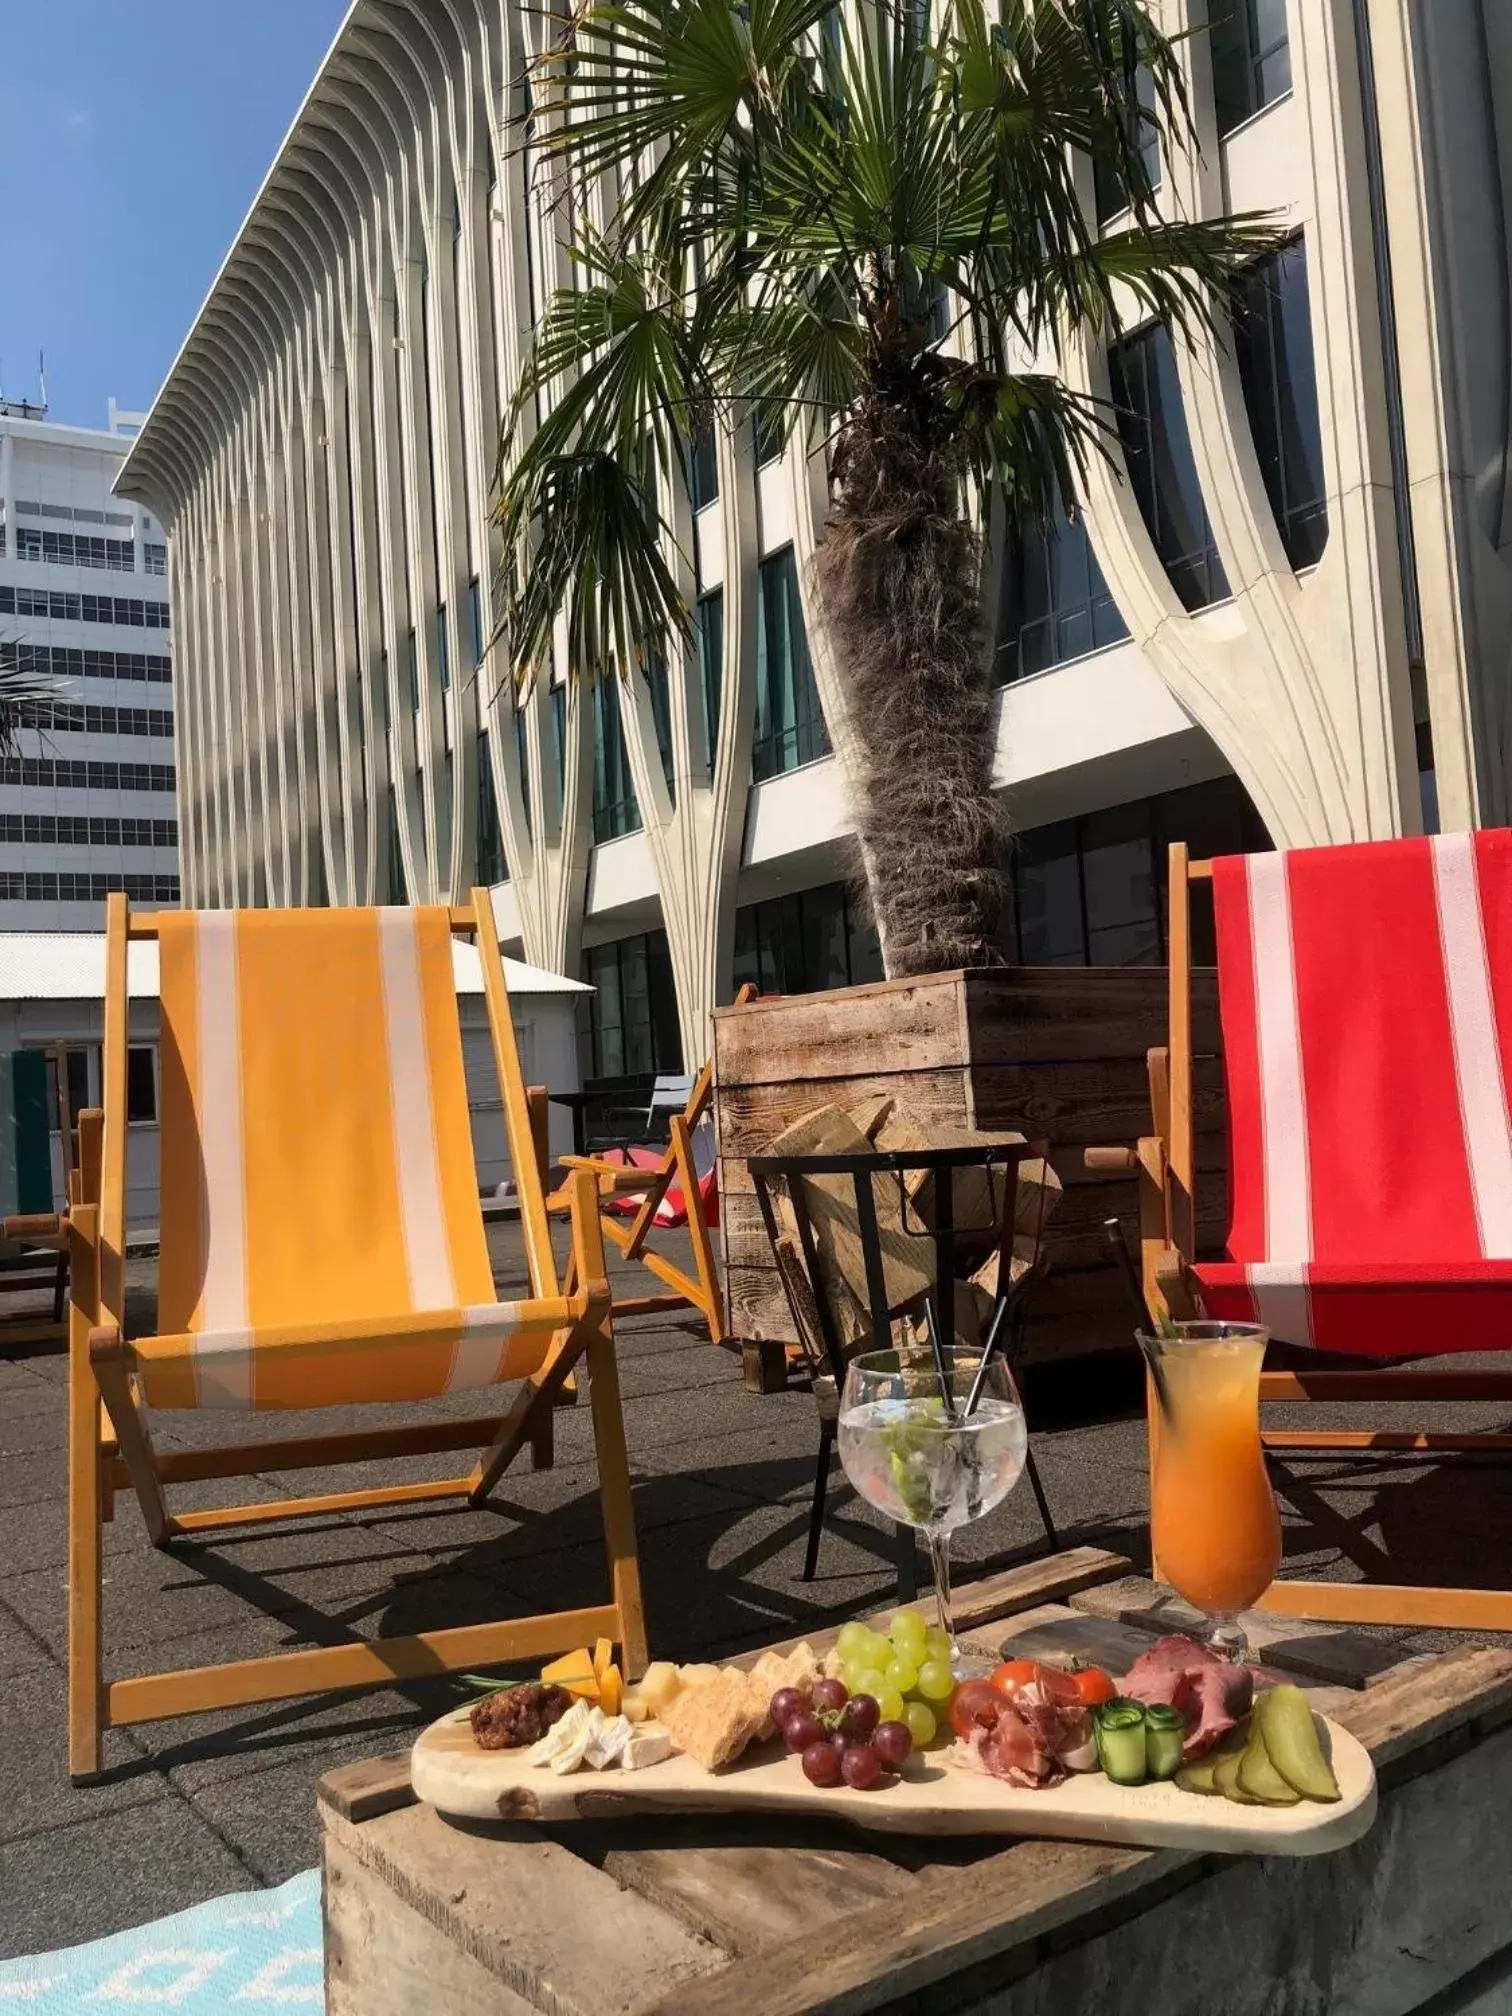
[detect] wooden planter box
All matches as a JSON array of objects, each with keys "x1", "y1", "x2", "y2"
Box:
[{"x1": 712, "y1": 967, "x2": 1223, "y2": 1373}]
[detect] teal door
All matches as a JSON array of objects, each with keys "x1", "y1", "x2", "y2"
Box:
[{"x1": 12, "y1": 1051, "x2": 53, "y2": 1213}]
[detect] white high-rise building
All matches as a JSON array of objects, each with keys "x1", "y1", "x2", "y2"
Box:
[
  {"x1": 115, "y1": 0, "x2": 1510, "y2": 1077},
  {"x1": 1, "y1": 403, "x2": 180, "y2": 929}
]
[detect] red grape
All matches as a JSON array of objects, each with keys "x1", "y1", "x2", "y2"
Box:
[
  {"x1": 830, "y1": 1730, "x2": 854, "y2": 1760},
  {"x1": 872, "y1": 1721, "x2": 913, "y2": 1769},
  {"x1": 841, "y1": 1743, "x2": 881, "y2": 1790},
  {"x1": 784, "y1": 1710, "x2": 825, "y2": 1754},
  {"x1": 841, "y1": 1693, "x2": 880, "y2": 1739},
  {"x1": 769, "y1": 1687, "x2": 805, "y2": 1732},
  {"x1": 801, "y1": 1740, "x2": 842, "y2": 1788},
  {"x1": 811, "y1": 1677, "x2": 849, "y2": 1715}
]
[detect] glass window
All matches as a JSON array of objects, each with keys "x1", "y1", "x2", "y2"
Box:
[
  {"x1": 469, "y1": 577, "x2": 484, "y2": 665},
  {"x1": 550, "y1": 682, "x2": 566, "y2": 795},
  {"x1": 1094, "y1": 65, "x2": 1161, "y2": 224},
  {"x1": 753, "y1": 548, "x2": 828, "y2": 780},
  {"x1": 584, "y1": 929, "x2": 683, "y2": 1076},
  {"x1": 592, "y1": 676, "x2": 642, "y2": 841},
  {"x1": 1210, "y1": 0, "x2": 1291, "y2": 139},
  {"x1": 690, "y1": 424, "x2": 718, "y2": 510},
  {"x1": 515, "y1": 707, "x2": 532, "y2": 838},
  {"x1": 126, "y1": 1047, "x2": 157, "y2": 1124},
  {"x1": 1234, "y1": 236, "x2": 1328, "y2": 571},
  {"x1": 407, "y1": 629, "x2": 419, "y2": 712},
  {"x1": 1080, "y1": 802, "x2": 1162, "y2": 965},
  {"x1": 752, "y1": 402, "x2": 784, "y2": 467},
  {"x1": 698, "y1": 589, "x2": 723, "y2": 773},
  {"x1": 731, "y1": 880, "x2": 881, "y2": 995},
  {"x1": 996, "y1": 503, "x2": 1129, "y2": 683},
  {"x1": 476, "y1": 731, "x2": 506, "y2": 884},
  {"x1": 437, "y1": 607, "x2": 450, "y2": 691},
  {"x1": 648, "y1": 657, "x2": 676, "y2": 802},
  {"x1": 1010, "y1": 821, "x2": 1087, "y2": 965},
  {"x1": 385, "y1": 785, "x2": 406, "y2": 903},
  {"x1": 1109, "y1": 323, "x2": 1231, "y2": 612}
]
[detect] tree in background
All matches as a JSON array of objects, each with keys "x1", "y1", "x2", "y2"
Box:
[{"x1": 494, "y1": 0, "x2": 1278, "y2": 975}]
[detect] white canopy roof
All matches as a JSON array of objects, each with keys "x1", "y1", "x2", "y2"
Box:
[{"x1": 0, "y1": 932, "x2": 588, "y2": 1002}]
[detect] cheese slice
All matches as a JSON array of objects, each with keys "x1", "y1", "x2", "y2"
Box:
[
  {"x1": 550, "y1": 1705, "x2": 606, "y2": 1775},
  {"x1": 527, "y1": 1698, "x2": 593, "y2": 1768},
  {"x1": 621, "y1": 1726, "x2": 674, "y2": 1772},
  {"x1": 585, "y1": 1714, "x2": 633, "y2": 1770}
]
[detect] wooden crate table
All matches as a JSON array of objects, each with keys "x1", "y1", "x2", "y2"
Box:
[{"x1": 318, "y1": 1547, "x2": 1512, "y2": 2015}]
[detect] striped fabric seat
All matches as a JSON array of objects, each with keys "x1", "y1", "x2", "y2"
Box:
[
  {"x1": 137, "y1": 906, "x2": 560, "y2": 1410},
  {"x1": 1197, "y1": 831, "x2": 1512, "y2": 1356}
]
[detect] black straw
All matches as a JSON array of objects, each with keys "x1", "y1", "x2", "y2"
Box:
[
  {"x1": 963, "y1": 1293, "x2": 1013, "y2": 1418},
  {"x1": 923, "y1": 1299, "x2": 958, "y2": 1422}
]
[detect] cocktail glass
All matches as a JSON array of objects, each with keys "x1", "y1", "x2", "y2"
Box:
[
  {"x1": 837, "y1": 1349, "x2": 1028, "y2": 1676},
  {"x1": 1139, "y1": 1320, "x2": 1281, "y2": 1662}
]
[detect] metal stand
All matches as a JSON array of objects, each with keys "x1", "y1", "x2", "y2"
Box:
[{"x1": 752, "y1": 1142, "x2": 1058, "y2": 1590}]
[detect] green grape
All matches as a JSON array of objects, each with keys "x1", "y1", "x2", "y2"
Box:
[
  {"x1": 852, "y1": 1668, "x2": 890, "y2": 1704},
  {"x1": 889, "y1": 1609, "x2": 927, "y2": 1659},
  {"x1": 916, "y1": 1658, "x2": 954, "y2": 1702},
  {"x1": 923, "y1": 1626, "x2": 953, "y2": 1665},
  {"x1": 885, "y1": 1656, "x2": 919, "y2": 1695},
  {"x1": 836, "y1": 1620, "x2": 872, "y2": 1662},
  {"x1": 877, "y1": 1685, "x2": 906, "y2": 1724},
  {"x1": 903, "y1": 1700, "x2": 938, "y2": 1747},
  {"x1": 854, "y1": 1628, "x2": 890, "y2": 1667}
]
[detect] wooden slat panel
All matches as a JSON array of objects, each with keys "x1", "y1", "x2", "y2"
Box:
[
  {"x1": 960, "y1": 968, "x2": 1221, "y2": 1069},
  {"x1": 713, "y1": 974, "x2": 968, "y2": 1088},
  {"x1": 714, "y1": 1067, "x2": 971, "y2": 1161}
]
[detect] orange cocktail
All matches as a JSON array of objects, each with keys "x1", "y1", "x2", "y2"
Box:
[{"x1": 1146, "y1": 1324, "x2": 1281, "y2": 1630}]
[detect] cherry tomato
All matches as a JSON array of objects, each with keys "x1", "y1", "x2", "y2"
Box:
[
  {"x1": 988, "y1": 1659, "x2": 1038, "y2": 1700},
  {"x1": 1071, "y1": 1666, "x2": 1118, "y2": 1708},
  {"x1": 948, "y1": 1679, "x2": 1002, "y2": 1742}
]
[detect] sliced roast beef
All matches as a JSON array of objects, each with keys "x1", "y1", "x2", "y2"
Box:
[{"x1": 1120, "y1": 1634, "x2": 1254, "y2": 1759}]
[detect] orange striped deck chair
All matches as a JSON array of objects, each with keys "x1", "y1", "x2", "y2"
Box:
[{"x1": 62, "y1": 890, "x2": 644, "y2": 1781}]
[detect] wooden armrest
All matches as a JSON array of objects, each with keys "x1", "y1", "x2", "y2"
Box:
[
  {"x1": 2, "y1": 1212, "x2": 69, "y2": 1250},
  {"x1": 1083, "y1": 1147, "x2": 1138, "y2": 1174}
]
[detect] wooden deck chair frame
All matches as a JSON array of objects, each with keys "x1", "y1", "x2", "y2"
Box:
[
  {"x1": 55, "y1": 890, "x2": 646, "y2": 1782},
  {"x1": 537, "y1": 983, "x2": 757, "y2": 1358},
  {"x1": 1094, "y1": 842, "x2": 1512, "y2": 1634}
]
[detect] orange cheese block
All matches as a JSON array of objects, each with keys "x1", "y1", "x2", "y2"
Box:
[
  {"x1": 592, "y1": 1637, "x2": 615, "y2": 1684},
  {"x1": 541, "y1": 1649, "x2": 599, "y2": 1700},
  {"x1": 598, "y1": 1663, "x2": 623, "y2": 1717}
]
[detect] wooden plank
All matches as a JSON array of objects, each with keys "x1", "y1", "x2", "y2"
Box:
[
  {"x1": 324, "y1": 1828, "x2": 540, "y2": 2016},
  {"x1": 320, "y1": 1752, "x2": 417, "y2": 1824},
  {"x1": 960, "y1": 967, "x2": 1221, "y2": 1070},
  {"x1": 323, "y1": 1800, "x2": 724, "y2": 2015},
  {"x1": 1328, "y1": 1646, "x2": 1512, "y2": 1771},
  {"x1": 715, "y1": 1058, "x2": 1226, "y2": 1172},
  {"x1": 597, "y1": 1832, "x2": 917, "y2": 1960},
  {"x1": 713, "y1": 975, "x2": 969, "y2": 1087},
  {"x1": 1066, "y1": 1577, "x2": 1409, "y2": 1688}
]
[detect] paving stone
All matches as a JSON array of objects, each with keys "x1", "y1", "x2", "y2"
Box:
[
  {"x1": 0, "y1": 1668, "x2": 164, "y2": 1848},
  {"x1": 0, "y1": 1595, "x2": 58, "y2": 1682},
  {"x1": 0, "y1": 1798, "x2": 254, "y2": 1961}
]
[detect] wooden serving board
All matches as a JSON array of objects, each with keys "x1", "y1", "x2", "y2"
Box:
[{"x1": 411, "y1": 1705, "x2": 1376, "y2": 1858}]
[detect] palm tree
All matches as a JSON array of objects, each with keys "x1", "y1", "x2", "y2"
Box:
[
  {"x1": 494, "y1": 0, "x2": 1279, "y2": 976},
  {"x1": 0, "y1": 642, "x2": 56, "y2": 756}
]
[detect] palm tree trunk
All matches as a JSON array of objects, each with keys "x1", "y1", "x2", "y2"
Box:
[{"x1": 812, "y1": 385, "x2": 1008, "y2": 977}]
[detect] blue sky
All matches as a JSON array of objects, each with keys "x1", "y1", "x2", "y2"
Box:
[{"x1": 0, "y1": 0, "x2": 350, "y2": 431}]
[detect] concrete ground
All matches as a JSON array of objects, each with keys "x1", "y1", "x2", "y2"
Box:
[{"x1": 3, "y1": 1223, "x2": 1512, "y2": 1958}]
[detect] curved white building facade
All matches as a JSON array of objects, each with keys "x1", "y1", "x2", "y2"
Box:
[{"x1": 116, "y1": 0, "x2": 1512, "y2": 1072}]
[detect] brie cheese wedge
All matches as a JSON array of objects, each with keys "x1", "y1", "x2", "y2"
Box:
[
  {"x1": 621, "y1": 1726, "x2": 674, "y2": 1772},
  {"x1": 527, "y1": 1698, "x2": 593, "y2": 1768}
]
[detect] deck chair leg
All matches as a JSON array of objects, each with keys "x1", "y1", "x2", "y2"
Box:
[
  {"x1": 90, "y1": 1327, "x2": 176, "y2": 1547},
  {"x1": 467, "y1": 1326, "x2": 587, "y2": 1504},
  {"x1": 671, "y1": 1113, "x2": 726, "y2": 1343},
  {"x1": 67, "y1": 1245, "x2": 105, "y2": 1780},
  {"x1": 586, "y1": 1321, "x2": 649, "y2": 1680}
]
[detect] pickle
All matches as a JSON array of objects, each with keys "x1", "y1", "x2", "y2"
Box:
[
  {"x1": 1256, "y1": 1685, "x2": 1341, "y2": 1802},
  {"x1": 1173, "y1": 1723, "x2": 1246, "y2": 1795},
  {"x1": 1213, "y1": 1748, "x2": 1261, "y2": 1804},
  {"x1": 1236, "y1": 1710, "x2": 1301, "y2": 1805}
]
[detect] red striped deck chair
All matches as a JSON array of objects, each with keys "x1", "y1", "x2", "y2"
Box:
[
  {"x1": 1132, "y1": 833, "x2": 1512, "y2": 1632},
  {"x1": 57, "y1": 891, "x2": 645, "y2": 1781}
]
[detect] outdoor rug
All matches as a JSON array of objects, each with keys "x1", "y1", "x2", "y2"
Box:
[{"x1": 0, "y1": 1870, "x2": 322, "y2": 2008}]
